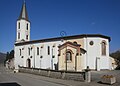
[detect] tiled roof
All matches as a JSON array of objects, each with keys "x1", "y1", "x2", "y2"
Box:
[
  {"x1": 58, "y1": 41, "x2": 81, "y2": 48},
  {"x1": 15, "y1": 34, "x2": 111, "y2": 46}
]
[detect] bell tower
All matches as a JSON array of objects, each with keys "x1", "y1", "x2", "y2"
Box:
[{"x1": 16, "y1": 2, "x2": 30, "y2": 43}]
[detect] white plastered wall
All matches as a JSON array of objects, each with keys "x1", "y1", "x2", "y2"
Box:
[
  {"x1": 16, "y1": 20, "x2": 30, "y2": 42},
  {"x1": 83, "y1": 37, "x2": 110, "y2": 70},
  {"x1": 14, "y1": 40, "x2": 63, "y2": 70}
]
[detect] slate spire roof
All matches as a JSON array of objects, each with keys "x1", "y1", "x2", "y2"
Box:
[{"x1": 18, "y1": 2, "x2": 29, "y2": 21}]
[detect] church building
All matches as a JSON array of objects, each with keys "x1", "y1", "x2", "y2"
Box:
[{"x1": 14, "y1": 2, "x2": 113, "y2": 72}]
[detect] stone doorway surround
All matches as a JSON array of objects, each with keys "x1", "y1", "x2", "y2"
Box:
[{"x1": 58, "y1": 41, "x2": 83, "y2": 71}]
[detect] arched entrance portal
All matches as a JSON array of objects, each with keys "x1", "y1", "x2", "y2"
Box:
[{"x1": 26, "y1": 59, "x2": 31, "y2": 68}]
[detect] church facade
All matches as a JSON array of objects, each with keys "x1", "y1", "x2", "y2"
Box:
[{"x1": 14, "y1": 3, "x2": 113, "y2": 72}]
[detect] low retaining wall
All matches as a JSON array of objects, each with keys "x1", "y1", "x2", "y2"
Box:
[{"x1": 19, "y1": 67, "x2": 87, "y2": 82}]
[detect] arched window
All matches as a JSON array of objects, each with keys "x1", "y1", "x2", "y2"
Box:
[
  {"x1": 19, "y1": 49, "x2": 21, "y2": 56},
  {"x1": 48, "y1": 46, "x2": 50, "y2": 55},
  {"x1": 26, "y1": 35, "x2": 28, "y2": 40},
  {"x1": 66, "y1": 51, "x2": 72, "y2": 61},
  {"x1": 28, "y1": 48, "x2": 30, "y2": 56},
  {"x1": 73, "y1": 41, "x2": 77, "y2": 44},
  {"x1": 26, "y1": 23, "x2": 28, "y2": 30},
  {"x1": 18, "y1": 22, "x2": 20, "y2": 29},
  {"x1": 18, "y1": 32, "x2": 20, "y2": 39},
  {"x1": 101, "y1": 41, "x2": 106, "y2": 55},
  {"x1": 37, "y1": 47, "x2": 39, "y2": 55}
]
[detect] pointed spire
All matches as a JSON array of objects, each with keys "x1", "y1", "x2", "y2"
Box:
[{"x1": 18, "y1": 2, "x2": 29, "y2": 21}]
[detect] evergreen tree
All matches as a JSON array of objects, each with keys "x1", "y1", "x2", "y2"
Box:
[{"x1": 5, "y1": 50, "x2": 14, "y2": 61}]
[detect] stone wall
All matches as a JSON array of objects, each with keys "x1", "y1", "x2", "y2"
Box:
[{"x1": 19, "y1": 67, "x2": 86, "y2": 81}]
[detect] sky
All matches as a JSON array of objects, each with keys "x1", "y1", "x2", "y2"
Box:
[{"x1": 0, "y1": 0, "x2": 120, "y2": 53}]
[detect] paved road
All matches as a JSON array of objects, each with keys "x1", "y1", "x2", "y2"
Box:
[
  {"x1": 91, "y1": 70, "x2": 120, "y2": 86},
  {"x1": 0, "y1": 64, "x2": 120, "y2": 86},
  {"x1": 0, "y1": 65, "x2": 65, "y2": 86}
]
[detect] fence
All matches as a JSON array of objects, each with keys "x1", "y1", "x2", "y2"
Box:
[{"x1": 19, "y1": 67, "x2": 90, "y2": 82}]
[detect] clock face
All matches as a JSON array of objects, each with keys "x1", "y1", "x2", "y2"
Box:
[
  {"x1": 60, "y1": 31, "x2": 67, "y2": 37},
  {"x1": 89, "y1": 41, "x2": 94, "y2": 46}
]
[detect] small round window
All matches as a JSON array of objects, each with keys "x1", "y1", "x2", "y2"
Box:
[{"x1": 89, "y1": 41, "x2": 94, "y2": 46}]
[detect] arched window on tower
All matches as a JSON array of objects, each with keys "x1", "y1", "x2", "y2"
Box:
[
  {"x1": 18, "y1": 22, "x2": 20, "y2": 29},
  {"x1": 66, "y1": 51, "x2": 72, "y2": 61},
  {"x1": 26, "y1": 23, "x2": 28, "y2": 30},
  {"x1": 101, "y1": 41, "x2": 106, "y2": 56},
  {"x1": 26, "y1": 35, "x2": 28, "y2": 40},
  {"x1": 18, "y1": 32, "x2": 20, "y2": 39}
]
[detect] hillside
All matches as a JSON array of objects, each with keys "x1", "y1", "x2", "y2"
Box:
[
  {"x1": 110, "y1": 49, "x2": 120, "y2": 69},
  {"x1": 110, "y1": 50, "x2": 120, "y2": 60},
  {"x1": 0, "y1": 52, "x2": 6, "y2": 64}
]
